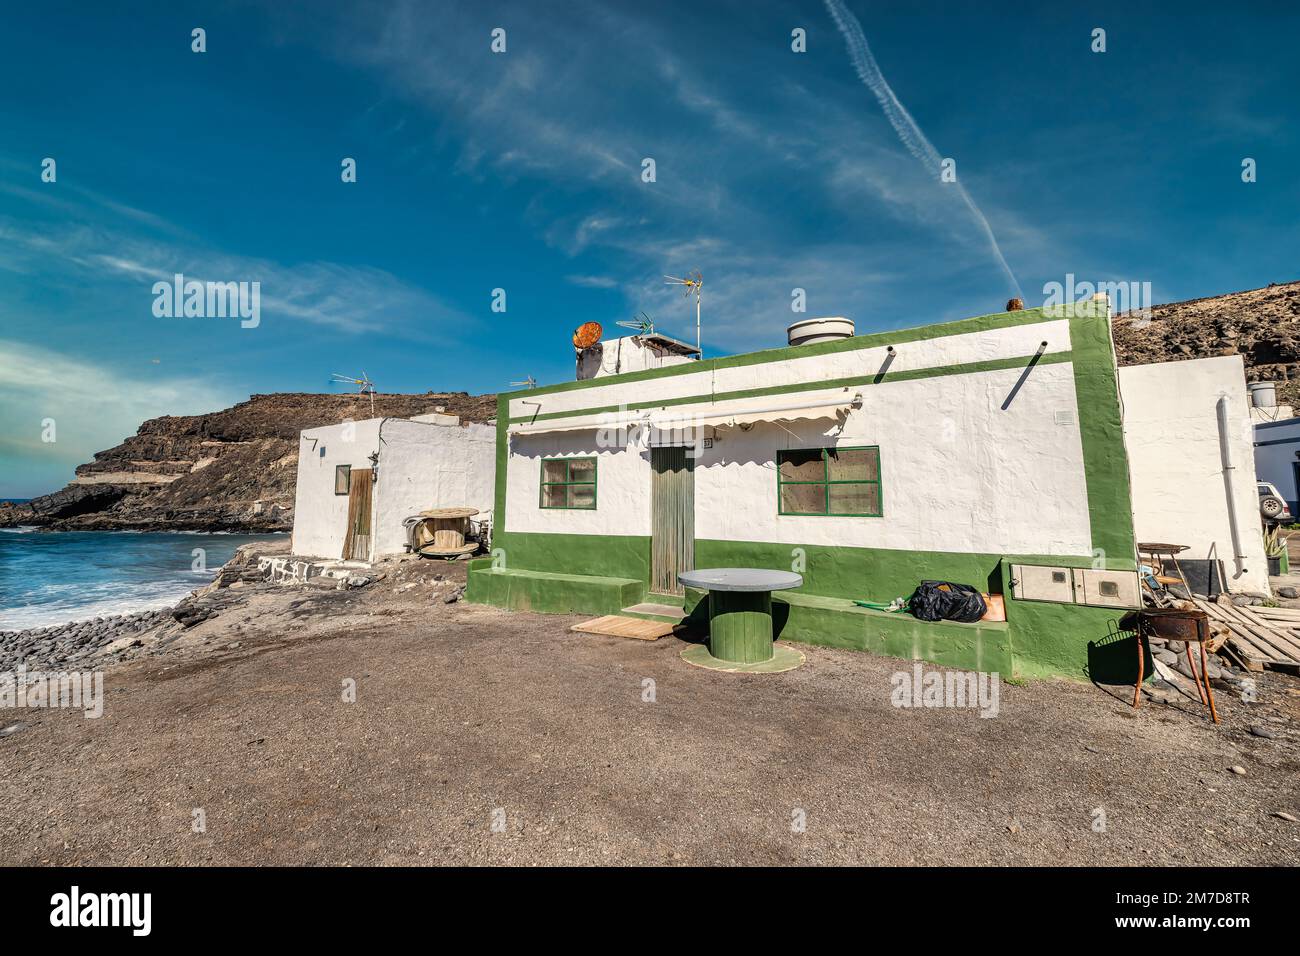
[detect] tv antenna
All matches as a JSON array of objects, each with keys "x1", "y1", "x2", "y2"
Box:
[
  {"x1": 331, "y1": 371, "x2": 377, "y2": 416},
  {"x1": 664, "y1": 270, "x2": 702, "y2": 357},
  {"x1": 616, "y1": 311, "x2": 656, "y2": 336},
  {"x1": 510, "y1": 375, "x2": 537, "y2": 389}
]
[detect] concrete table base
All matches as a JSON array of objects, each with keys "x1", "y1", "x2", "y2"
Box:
[{"x1": 680, "y1": 642, "x2": 806, "y2": 674}]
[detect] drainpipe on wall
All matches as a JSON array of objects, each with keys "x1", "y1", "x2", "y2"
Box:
[{"x1": 1216, "y1": 393, "x2": 1249, "y2": 577}]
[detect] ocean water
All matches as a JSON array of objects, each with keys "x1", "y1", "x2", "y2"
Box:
[{"x1": 0, "y1": 530, "x2": 282, "y2": 630}]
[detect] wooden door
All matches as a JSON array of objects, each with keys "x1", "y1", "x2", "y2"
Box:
[
  {"x1": 341, "y1": 468, "x2": 374, "y2": 560},
  {"x1": 650, "y1": 446, "x2": 695, "y2": 596}
]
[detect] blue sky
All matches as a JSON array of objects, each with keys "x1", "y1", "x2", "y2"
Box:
[{"x1": 2, "y1": 0, "x2": 1297, "y2": 498}]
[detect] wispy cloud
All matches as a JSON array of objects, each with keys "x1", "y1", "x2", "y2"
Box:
[
  {"x1": 0, "y1": 213, "x2": 470, "y2": 335},
  {"x1": 299, "y1": 0, "x2": 1038, "y2": 346},
  {"x1": 0, "y1": 337, "x2": 241, "y2": 494},
  {"x1": 823, "y1": 0, "x2": 1023, "y2": 300},
  {"x1": 566, "y1": 274, "x2": 619, "y2": 289}
]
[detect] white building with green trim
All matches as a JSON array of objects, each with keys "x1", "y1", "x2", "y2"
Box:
[{"x1": 466, "y1": 300, "x2": 1259, "y2": 679}]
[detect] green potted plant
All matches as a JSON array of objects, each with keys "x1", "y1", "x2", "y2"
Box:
[{"x1": 1264, "y1": 527, "x2": 1289, "y2": 576}]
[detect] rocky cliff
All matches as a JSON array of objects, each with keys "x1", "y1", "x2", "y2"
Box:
[
  {"x1": 0, "y1": 392, "x2": 498, "y2": 532},
  {"x1": 1113, "y1": 279, "x2": 1300, "y2": 402}
]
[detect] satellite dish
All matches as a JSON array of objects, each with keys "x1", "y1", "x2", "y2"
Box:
[{"x1": 573, "y1": 321, "x2": 603, "y2": 351}]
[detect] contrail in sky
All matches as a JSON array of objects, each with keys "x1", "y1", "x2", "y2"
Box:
[{"x1": 823, "y1": 0, "x2": 1023, "y2": 299}]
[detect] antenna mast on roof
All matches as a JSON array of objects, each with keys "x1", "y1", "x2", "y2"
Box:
[
  {"x1": 616, "y1": 311, "x2": 656, "y2": 336},
  {"x1": 510, "y1": 375, "x2": 537, "y2": 389},
  {"x1": 331, "y1": 371, "x2": 377, "y2": 416},
  {"x1": 664, "y1": 270, "x2": 702, "y2": 358}
]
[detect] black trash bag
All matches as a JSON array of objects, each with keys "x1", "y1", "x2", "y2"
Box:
[{"x1": 909, "y1": 580, "x2": 987, "y2": 623}]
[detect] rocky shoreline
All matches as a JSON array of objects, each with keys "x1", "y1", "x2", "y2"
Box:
[
  {"x1": 0, "y1": 541, "x2": 291, "y2": 672},
  {"x1": 0, "y1": 539, "x2": 469, "y2": 675},
  {"x1": 0, "y1": 608, "x2": 176, "y2": 673}
]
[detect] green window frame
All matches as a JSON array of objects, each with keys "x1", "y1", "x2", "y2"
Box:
[
  {"x1": 539, "y1": 457, "x2": 597, "y2": 510},
  {"x1": 776, "y1": 446, "x2": 882, "y2": 517}
]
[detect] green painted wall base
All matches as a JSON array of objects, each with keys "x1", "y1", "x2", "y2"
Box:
[
  {"x1": 471, "y1": 532, "x2": 1139, "y2": 679},
  {"x1": 466, "y1": 562, "x2": 644, "y2": 615},
  {"x1": 685, "y1": 587, "x2": 1015, "y2": 675}
]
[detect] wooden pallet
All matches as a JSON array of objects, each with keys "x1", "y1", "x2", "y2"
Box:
[
  {"x1": 571, "y1": 615, "x2": 677, "y2": 641},
  {"x1": 1194, "y1": 600, "x2": 1300, "y2": 674}
]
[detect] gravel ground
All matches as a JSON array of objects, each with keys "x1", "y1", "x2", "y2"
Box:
[{"x1": 1, "y1": 558, "x2": 1298, "y2": 866}]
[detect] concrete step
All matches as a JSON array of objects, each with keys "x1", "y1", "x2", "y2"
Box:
[{"x1": 621, "y1": 602, "x2": 686, "y2": 622}]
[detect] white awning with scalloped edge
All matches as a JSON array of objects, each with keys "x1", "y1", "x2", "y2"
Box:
[{"x1": 509, "y1": 389, "x2": 862, "y2": 436}]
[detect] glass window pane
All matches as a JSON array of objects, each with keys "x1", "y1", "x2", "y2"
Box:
[
  {"x1": 778, "y1": 449, "x2": 825, "y2": 482},
  {"x1": 542, "y1": 460, "x2": 568, "y2": 482},
  {"x1": 569, "y1": 484, "x2": 596, "y2": 509},
  {"x1": 541, "y1": 484, "x2": 567, "y2": 508},
  {"x1": 780, "y1": 482, "x2": 827, "y2": 515},
  {"x1": 335, "y1": 465, "x2": 351, "y2": 495},
  {"x1": 568, "y1": 458, "x2": 596, "y2": 482},
  {"x1": 829, "y1": 483, "x2": 880, "y2": 515},
  {"x1": 828, "y1": 447, "x2": 879, "y2": 482}
]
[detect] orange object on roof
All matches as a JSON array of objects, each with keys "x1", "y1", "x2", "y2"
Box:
[{"x1": 573, "y1": 321, "x2": 603, "y2": 350}]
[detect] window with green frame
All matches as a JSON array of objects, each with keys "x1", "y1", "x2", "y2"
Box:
[
  {"x1": 776, "y1": 446, "x2": 882, "y2": 516},
  {"x1": 539, "y1": 457, "x2": 597, "y2": 510}
]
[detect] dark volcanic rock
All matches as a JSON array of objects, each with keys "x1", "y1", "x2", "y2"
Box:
[
  {"x1": 2, "y1": 483, "x2": 127, "y2": 524},
  {"x1": 0, "y1": 391, "x2": 497, "y2": 532},
  {"x1": 1113, "y1": 279, "x2": 1300, "y2": 404}
]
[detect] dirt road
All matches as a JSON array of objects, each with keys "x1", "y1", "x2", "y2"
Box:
[{"x1": 2, "y1": 560, "x2": 1297, "y2": 866}]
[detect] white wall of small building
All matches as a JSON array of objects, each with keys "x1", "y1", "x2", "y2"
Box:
[
  {"x1": 577, "y1": 335, "x2": 697, "y2": 380},
  {"x1": 507, "y1": 318, "x2": 1098, "y2": 557},
  {"x1": 291, "y1": 419, "x2": 383, "y2": 560},
  {"x1": 292, "y1": 417, "x2": 496, "y2": 561},
  {"x1": 372, "y1": 419, "x2": 496, "y2": 556},
  {"x1": 1118, "y1": 355, "x2": 1270, "y2": 594}
]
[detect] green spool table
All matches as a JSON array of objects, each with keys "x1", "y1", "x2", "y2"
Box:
[{"x1": 679, "y1": 568, "x2": 804, "y2": 664}]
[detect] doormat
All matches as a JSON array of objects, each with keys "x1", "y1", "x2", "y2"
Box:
[{"x1": 571, "y1": 615, "x2": 677, "y2": 641}]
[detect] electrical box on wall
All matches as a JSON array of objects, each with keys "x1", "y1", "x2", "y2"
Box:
[
  {"x1": 1009, "y1": 564, "x2": 1075, "y2": 603},
  {"x1": 1009, "y1": 564, "x2": 1140, "y2": 609},
  {"x1": 1075, "y1": 568, "x2": 1141, "y2": 608}
]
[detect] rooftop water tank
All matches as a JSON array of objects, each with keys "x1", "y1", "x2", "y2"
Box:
[
  {"x1": 1248, "y1": 381, "x2": 1278, "y2": 408},
  {"x1": 787, "y1": 317, "x2": 854, "y2": 347}
]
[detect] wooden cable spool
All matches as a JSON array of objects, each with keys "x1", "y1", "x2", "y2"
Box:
[{"x1": 414, "y1": 507, "x2": 479, "y2": 556}]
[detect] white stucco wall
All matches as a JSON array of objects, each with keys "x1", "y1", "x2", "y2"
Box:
[
  {"x1": 507, "y1": 320, "x2": 1097, "y2": 557},
  {"x1": 514, "y1": 318, "x2": 1071, "y2": 421},
  {"x1": 372, "y1": 419, "x2": 496, "y2": 556},
  {"x1": 291, "y1": 417, "x2": 496, "y2": 561},
  {"x1": 1118, "y1": 355, "x2": 1270, "y2": 593},
  {"x1": 291, "y1": 419, "x2": 383, "y2": 560}
]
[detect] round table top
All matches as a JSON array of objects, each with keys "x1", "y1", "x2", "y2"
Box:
[
  {"x1": 1138, "y1": 542, "x2": 1188, "y2": 554},
  {"x1": 678, "y1": 568, "x2": 803, "y2": 592},
  {"x1": 419, "y1": 507, "x2": 479, "y2": 519}
]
